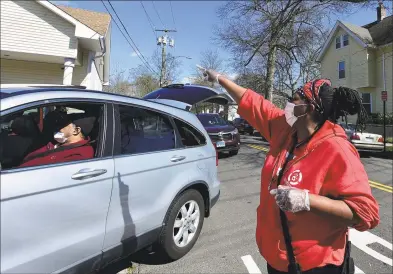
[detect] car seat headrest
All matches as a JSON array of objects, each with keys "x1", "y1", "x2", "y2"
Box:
[{"x1": 11, "y1": 116, "x2": 40, "y2": 137}]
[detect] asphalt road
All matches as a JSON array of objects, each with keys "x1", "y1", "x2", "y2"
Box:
[{"x1": 114, "y1": 135, "x2": 392, "y2": 274}]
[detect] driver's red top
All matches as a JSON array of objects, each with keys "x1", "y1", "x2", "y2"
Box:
[
  {"x1": 237, "y1": 89, "x2": 379, "y2": 272},
  {"x1": 20, "y1": 139, "x2": 93, "y2": 168}
]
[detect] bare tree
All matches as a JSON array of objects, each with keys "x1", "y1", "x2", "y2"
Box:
[
  {"x1": 126, "y1": 50, "x2": 182, "y2": 97},
  {"x1": 103, "y1": 67, "x2": 133, "y2": 96},
  {"x1": 130, "y1": 73, "x2": 160, "y2": 98},
  {"x1": 150, "y1": 50, "x2": 183, "y2": 85},
  {"x1": 131, "y1": 50, "x2": 182, "y2": 85},
  {"x1": 235, "y1": 72, "x2": 266, "y2": 94},
  {"x1": 215, "y1": 0, "x2": 373, "y2": 101},
  {"x1": 192, "y1": 49, "x2": 228, "y2": 86}
]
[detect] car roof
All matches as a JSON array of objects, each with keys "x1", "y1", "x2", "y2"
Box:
[
  {"x1": 1, "y1": 86, "x2": 209, "y2": 135},
  {"x1": 196, "y1": 113, "x2": 219, "y2": 116},
  {"x1": 0, "y1": 87, "x2": 190, "y2": 117}
]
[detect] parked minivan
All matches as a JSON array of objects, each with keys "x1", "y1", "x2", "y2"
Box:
[{"x1": 0, "y1": 84, "x2": 226, "y2": 273}]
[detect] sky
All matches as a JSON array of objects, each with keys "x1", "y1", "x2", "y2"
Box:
[{"x1": 53, "y1": 0, "x2": 393, "y2": 84}]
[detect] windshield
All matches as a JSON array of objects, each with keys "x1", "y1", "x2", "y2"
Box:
[
  {"x1": 198, "y1": 115, "x2": 228, "y2": 127},
  {"x1": 340, "y1": 123, "x2": 356, "y2": 131}
]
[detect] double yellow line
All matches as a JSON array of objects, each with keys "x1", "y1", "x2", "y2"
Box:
[
  {"x1": 369, "y1": 180, "x2": 393, "y2": 193},
  {"x1": 247, "y1": 144, "x2": 269, "y2": 152},
  {"x1": 247, "y1": 144, "x2": 393, "y2": 194}
]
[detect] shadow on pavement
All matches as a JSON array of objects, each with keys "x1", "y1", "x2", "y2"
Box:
[
  {"x1": 359, "y1": 151, "x2": 393, "y2": 160},
  {"x1": 98, "y1": 257, "x2": 133, "y2": 274},
  {"x1": 99, "y1": 248, "x2": 174, "y2": 274},
  {"x1": 129, "y1": 248, "x2": 172, "y2": 265}
]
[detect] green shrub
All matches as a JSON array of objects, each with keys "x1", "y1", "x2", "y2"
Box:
[
  {"x1": 367, "y1": 112, "x2": 393, "y2": 125},
  {"x1": 386, "y1": 137, "x2": 393, "y2": 144}
]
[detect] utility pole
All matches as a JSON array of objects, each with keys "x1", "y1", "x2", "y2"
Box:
[{"x1": 156, "y1": 29, "x2": 176, "y2": 87}]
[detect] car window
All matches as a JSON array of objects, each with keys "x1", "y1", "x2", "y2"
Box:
[
  {"x1": 173, "y1": 118, "x2": 206, "y2": 147},
  {"x1": 198, "y1": 115, "x2": 228, "y2": 127},
  {"x1": 339, "y1": 123, "x2": 355, "y2": 131},
  {"x1": 0, "y1": 102, "x2": 103, "y2": 171},
  {"x1": 119, "y1": 105, "x2": 175, "y2": 155}
]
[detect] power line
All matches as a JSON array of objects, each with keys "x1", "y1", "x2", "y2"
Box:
[
  {"x1": 101, "y1": 1, "x2": 156, "y2": 75},
  {"x1": 140, "y1": 1, "x2": 157, "y2": 39},
  {"x1": 169, "y1": 1, "x2": 177, "y2": 31},
  {"x1": 151, "y1": 1, "x2": 165, "y2": 28},
  {"x1": 104, "y1": 0, "x2": 158, "y2": 75},
  {"x1": 169, "y1": 1, "x2": 177, "y2": 54},
  {"x1": 107, "y1": 0, "x2": 155, "y2": 73}
]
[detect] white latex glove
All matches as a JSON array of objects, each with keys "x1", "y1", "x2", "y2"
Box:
[
  {"x1": 270, "y1": 185, "x2": 310, "y2": 213},
  {"x1": 201, "y1": 68, "x2": 221, "y2": 83}
]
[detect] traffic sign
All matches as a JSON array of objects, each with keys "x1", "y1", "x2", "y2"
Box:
[{"x1": 381, "y1": 91, "x2": 388, "y2": 101}]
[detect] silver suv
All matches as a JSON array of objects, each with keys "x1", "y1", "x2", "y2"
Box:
[{"x1": 0, "y1": 84, "x2": 227, "y2": 273}]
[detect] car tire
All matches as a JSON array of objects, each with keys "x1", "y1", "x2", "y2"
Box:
[
  {"x1": 158, "y1": 189, "x2": 205, "y2": 260},
  {"x1": 230, "y1": 150, "x2": 239, "y2": 156}
]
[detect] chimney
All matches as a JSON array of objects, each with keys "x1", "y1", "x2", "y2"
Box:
[{"x1": 377, "y1": 1, "x2": 387, "y2": 21}]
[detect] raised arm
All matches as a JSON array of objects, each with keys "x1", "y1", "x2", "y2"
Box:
[
  {"x1": 204, "y1": 70, "x2": 286, "y2": 143},
  {"x1": 217, "y1": 76, "x2": 247, "y2": 104}
]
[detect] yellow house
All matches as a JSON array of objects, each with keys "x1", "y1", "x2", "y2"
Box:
[{"x1": 317, "y1": 3, "x2": 392, "y2": 117}]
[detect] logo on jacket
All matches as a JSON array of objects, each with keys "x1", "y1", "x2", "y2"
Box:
[{"x1": 287, "y1": 170, "x2": 303, "y2": 186}]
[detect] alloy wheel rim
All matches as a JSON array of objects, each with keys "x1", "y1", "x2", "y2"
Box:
[{"x1": 173, "y1": 200, "x2": 200, "y2": 248}]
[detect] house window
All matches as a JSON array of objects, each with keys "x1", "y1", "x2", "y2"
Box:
[
  {"x1": 336, "y1": 37, "x2": 341, "y2": 49},
  {"x1": 362, "y1": 93, "x2": 372, "y2": 114},
  {"x1": 338, "y1": 61, "x2": 345, "y2": 79},
  {"x1": 336, "y1": 34, "x2": 349, "y2": 49},
  {"x1": 343, "y1": 34, "x2": 349, "y2": 46}
]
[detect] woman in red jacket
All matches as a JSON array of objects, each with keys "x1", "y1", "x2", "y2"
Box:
[{"x1": 203, "y1": 70, "x2": 379, "y2": 274}]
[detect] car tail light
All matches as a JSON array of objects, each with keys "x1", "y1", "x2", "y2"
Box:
[
  {"x1": 378, "y1": 137, "x2": 384, "y2": 143},
  {"x1": 350, "y1": 133, "x2": 360, "y2": 140},
  {"x1": 216, "y1": 148, "x2": 219, "y2": 166}
]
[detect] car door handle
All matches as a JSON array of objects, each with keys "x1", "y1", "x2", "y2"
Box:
[
  {"x1": 71, "y1": 169, "x2": 107, "y2": 180},
  {"x1": 170, "y1": 156, "x2": 186, "y2": 162}
]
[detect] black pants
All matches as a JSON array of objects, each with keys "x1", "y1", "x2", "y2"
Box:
[{"x1": 267, "y1": 264, "x2": 342, "y2": 274}]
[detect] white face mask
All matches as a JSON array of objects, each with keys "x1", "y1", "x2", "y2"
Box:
[
  {"x1": 53, "y1": 132, "x2": 67, "y2": 143},
  {"x1": 284, "y1": 102, "x2": 307, "y2": 127}
]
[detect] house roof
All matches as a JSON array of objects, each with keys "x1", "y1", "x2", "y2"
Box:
[
  {"x1": 317, "y1": 16, "x2": 393, "y2": 61},
  {"x1": 367, "y1": 15, "x2": 393, "y2": 46},
  {"x1": 340, "y1": 21, "x2": 374, "y2": 45},
  {"x1": 56, "y1": 5, "x2": 111, "y2": 36}
]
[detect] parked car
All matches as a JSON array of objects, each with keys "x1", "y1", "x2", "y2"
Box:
[
  {"x1": 233, "y1": 117, "x2": 254, "y2": 135},
  {"x1": 0, "y1": 84, "x2": 222, "y2": 273},
  {"x1": 196, "y1": 113, "x2": 240, "y2": 156},
  {"x1": 339, "y1": 122, "x2": 384, "y2": 152}
]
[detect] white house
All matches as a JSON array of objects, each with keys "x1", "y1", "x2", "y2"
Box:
[{"x1": 0, "y1": 0, "x2": 111, "y2": 90}]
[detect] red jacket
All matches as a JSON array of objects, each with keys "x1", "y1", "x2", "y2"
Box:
[
  {"x1": 20, "y1": 139, "x2": 94, "y2": 168},
  {"x1": 238, "y1": 89, "x2": 379, "y2": 272}
]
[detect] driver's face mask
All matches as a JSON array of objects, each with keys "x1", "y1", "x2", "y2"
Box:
[
  {"x1": 54, "y1": 124, "x2": 76, "y2": 143},
  {"x1": 53, "y1": 132, "x2": 67, "y2": 143}
]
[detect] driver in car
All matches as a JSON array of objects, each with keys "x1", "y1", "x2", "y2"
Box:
[{"x1": 20, "y1": 111, "x2": 94, "y2": 167}]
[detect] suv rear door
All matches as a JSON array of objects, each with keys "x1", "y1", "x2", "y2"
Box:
[
  {"x1": 0, "y1": 100, "x2": 114, "y2": 273},
  {"x1": 102, "y1": 103, "x2": 204, "y2": 260}
]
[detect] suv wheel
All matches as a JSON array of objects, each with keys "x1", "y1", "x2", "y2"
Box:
[{"x1": 159, "y1": 189, "x2": 205, "y2": 260}]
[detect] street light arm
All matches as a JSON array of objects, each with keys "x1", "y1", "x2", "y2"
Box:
[{"x1": 167, "y1": 55, "x2": 192, "y2": 61}]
